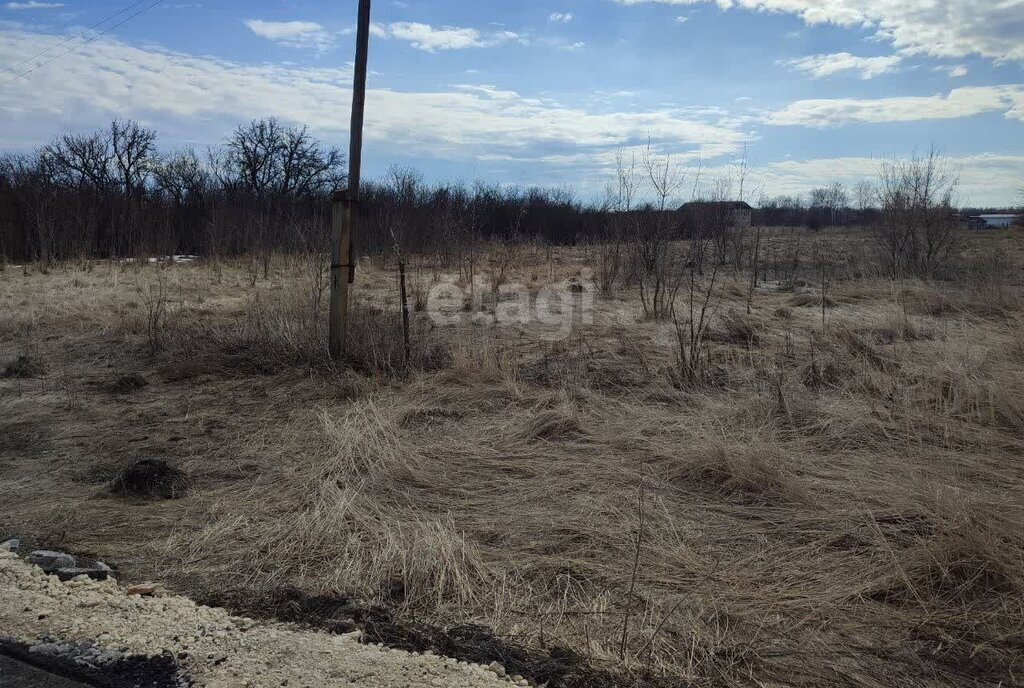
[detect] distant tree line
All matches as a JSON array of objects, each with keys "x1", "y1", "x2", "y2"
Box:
[
  {"x1": 0, "y1": 118, "x2": 606, "y2": 264},
  {"x1": 2, "y1": 121, "x2": 1017, "y2": 268},
  {"x1": 754, "y1": 181, "x2": 881, "y2": 230}
]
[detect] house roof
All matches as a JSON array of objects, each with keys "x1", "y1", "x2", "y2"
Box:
[{"x1": 678, "y1": 201, "x2": 753, "y2": 211}]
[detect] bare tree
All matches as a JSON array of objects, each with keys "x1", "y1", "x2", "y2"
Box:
[
  {"x1": 224, "y1": 118, "x2": 343, "y2": 198},
  {"x1": 642, "y1": 140, "x2": 686, "y2": 213},
  {"x1": 735, "y1": 141, "x2": 762, "y2": 203},
  {"x1": 110, "y1": 119, "x2": 158, "y2": 254},
  {"x1": 825, "y1": 182, "x2": 849, "y2": 226},
  {"x1": 42, "y1": 131, "x2": 112, "y2": 191},
  {"x1": 854, "y1": 180, "x2": 876, "y2": 213},
  {"x1": 875, "y1": 147, "x2": 962, "y2": 278},
  {"x1": 672, "y1": 260, "x2": 722, "y2": 385},
  {"x1": 154, "y1": 148, "x2": 209, "y2": 207},
  {"x1": 630, "y1": 142, "x2": 689, "y2": 319},
  {"x1": 594, "y1": 147, "x2": 637, "y2": 296}
]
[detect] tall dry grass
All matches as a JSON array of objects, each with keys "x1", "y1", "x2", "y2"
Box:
[{"x1": 3, "y1": 230, "x2": 1024, "y2": 686}]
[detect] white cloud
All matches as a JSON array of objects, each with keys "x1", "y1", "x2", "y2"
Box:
[
  {"x1": 244, "y1": 19, "x2": 335, "y2": 51},
  {"x1": 765, "y1": 85, "x2": 1024, "y2": 127},
  {"x1": 674, "y1": 15, "x2": 690, "y2": 23},
  {"x1": 611, "y1": 0, "x2": 1024, "y2": 62},
  {"x1": 374, "y1": 21, "x2": 525, "y2": 52},
  {"x1": 0, "y1": 26, "x2": 746, "y2": 164},
  {"x1": 549, "y1": 12, "x2": 574, "y2": 22},
  {"x1": 936, "y1": 64, "x2": 970, "y2": 78},
  {"x1": 782, "y1": 52, "x2": 902, "y2": 80},
  {"x1": 5, "y1": 1, "x2": 64, "y2": 8}
]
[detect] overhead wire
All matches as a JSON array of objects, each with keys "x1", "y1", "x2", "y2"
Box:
[
  {"x1": 1, "y1": 0, "x2": 154, "y2": 76},
  {"x1": 0, "y1": 0, "x2": 163, "y2": 87}
]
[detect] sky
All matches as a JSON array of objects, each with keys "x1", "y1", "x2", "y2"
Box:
[{"x1": 1, "y1": 0, "x2": 1023, "y2": 206}]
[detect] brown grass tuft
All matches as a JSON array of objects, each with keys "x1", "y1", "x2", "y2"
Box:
[{"x1": 665, "y1": 445, "x2": 804, "y2": 504}]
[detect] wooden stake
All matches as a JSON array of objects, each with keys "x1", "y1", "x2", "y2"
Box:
[
  {"x1": 329, "y1": 0, "x2": 372, "y2": 359},
  {"x1": 399, "y1": 259, "x2": 411, "y2": 363}
]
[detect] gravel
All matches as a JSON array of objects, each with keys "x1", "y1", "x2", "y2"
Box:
[{"x1": 0, "y1": 554, "x2": 525, "y2": 688}]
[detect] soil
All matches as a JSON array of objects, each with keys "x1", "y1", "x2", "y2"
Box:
[
  {"x1": 0, "y1": 554, "x2": 527, "y2": 688},
  {"x1": 204, "y1": 586, "x2": 650, "y2": 688},
  {"x1": 109, "y1": 460, "x2": 188, "y2": 500}
]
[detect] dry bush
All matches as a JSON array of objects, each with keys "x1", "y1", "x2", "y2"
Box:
[
  {"x1": 136, "y1": 269, "x2": 172, "y2": 354},
  {"x1": 874, "y1": 148, "x2": 963, "y2": 278},
  {"x1": 158, "y1": 276, "x2": 448, "y2": 378},
  {"x1": 709, "y1": 310, "x2": 759, "y2": 347},
  {"x1": 342, "y1": 303, "x2": 450, "y2": 376}
]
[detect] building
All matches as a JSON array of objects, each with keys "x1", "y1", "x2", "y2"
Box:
[
  {"x1": 967, "y1": 214, "x2": 1020, "y2": 229},
  {"x1": 678, "y1": 201, "x2": 753, "y2": 232}
]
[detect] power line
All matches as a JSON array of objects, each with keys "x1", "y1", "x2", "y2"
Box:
[
  {"x1": 1, "y1": 0, "x2": 154, "y2": 77},
  {"x1": 1, "y1": 0, "x2": 163, "y2": 88}
]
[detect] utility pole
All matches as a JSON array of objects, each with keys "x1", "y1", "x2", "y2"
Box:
[{"x1": 329, "y1": 0, "x2": 372, "y2": 359}]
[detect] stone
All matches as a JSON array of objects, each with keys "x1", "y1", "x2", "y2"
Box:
[
  {"x1": 126, "y1": 583, "x2": 163, "y2": 597},
  {"x1": 25, "y1": 550, "x2": 76, "y2": 573},
  {"x1": 486, "y1": 661, "x2": 506, "y2": 677},
  {"x1": 55, "y1": 567, "x2": 111, "y2": 582},
  {"x1": 1, "y1": 538, "x2": 19, "y2": 551}
]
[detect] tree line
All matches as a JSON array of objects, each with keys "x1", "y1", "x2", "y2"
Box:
[
  {"x1": 1, "y1": 120, "x2": 1012, "y2": 281},
  {"x1": 0, "y1": 118, "x2": 607, "y2": 264}
]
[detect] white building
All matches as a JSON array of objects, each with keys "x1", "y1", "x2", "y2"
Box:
[{"x1": 971, "y1": 214, "x2": 1019, "y2": 229}]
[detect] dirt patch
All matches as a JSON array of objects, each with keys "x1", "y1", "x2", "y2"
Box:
[
  {"x1": 108, "y1": 373, "x2": 149, "y2": 394},
  {"x1": 0, "y1": 421, "x2": 50, "y2": 453},
  {"x1": 205, "y1": 586, "x2": 657, "y2": 688},
  {"x1": 109, "y1": 460, "x2": 188, "y2": 500},
  {"x1": 3, "y1": 354, "x2": 47, "y2": 379}
]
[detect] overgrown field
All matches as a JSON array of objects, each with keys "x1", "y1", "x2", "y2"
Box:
[{"x1": 2, "y1": 228, "x2": 1024, "y2": 687}]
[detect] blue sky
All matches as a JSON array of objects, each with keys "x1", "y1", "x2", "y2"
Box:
[{"x1": 1, "y1": 0, "x2": 1022, "y2": 205}]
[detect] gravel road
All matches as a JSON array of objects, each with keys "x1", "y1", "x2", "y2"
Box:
[{"x1": 0, "y1": 553, "x2": 524, "y2": 688}]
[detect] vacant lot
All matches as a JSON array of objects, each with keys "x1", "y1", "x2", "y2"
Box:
[{"x1": 2, "y1": 228, "x2": 1023, "y2": 687}]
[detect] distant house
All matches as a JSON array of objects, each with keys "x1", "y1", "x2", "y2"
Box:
[
  {"x1": 967, "y1": 214, "x2": 1020, "y2": 229},
  {"x1": 678, "y1": 201, "x2": 753, "y2": 233}
]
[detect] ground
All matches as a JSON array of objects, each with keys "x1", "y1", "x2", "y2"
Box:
[
  {"x1": 1, "y1": 228, "x2": 1023, "y2": 687},
  {"x1": 0, "y1": 553, "x2": 518, "y2": 687}
]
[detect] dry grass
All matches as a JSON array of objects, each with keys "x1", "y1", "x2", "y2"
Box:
[{"x1": 2, "y1": 228, "x2": 1024, "y2": 687}]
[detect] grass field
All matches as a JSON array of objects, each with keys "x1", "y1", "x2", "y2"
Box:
[{"x1": 2, "y1": 228, "x2": 1023, "y2": 687}]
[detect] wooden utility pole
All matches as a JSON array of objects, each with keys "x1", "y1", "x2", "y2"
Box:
[{"x1": 329, "y1": 0, "x2": 372, "y2": 359}]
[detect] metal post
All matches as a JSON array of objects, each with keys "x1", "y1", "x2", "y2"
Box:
[{"x1": 329, "y1": 0, "x2": 372, "y2": 359}]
